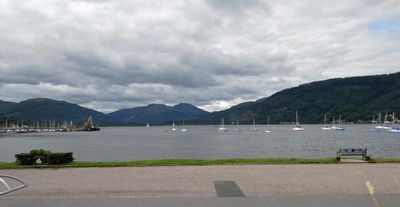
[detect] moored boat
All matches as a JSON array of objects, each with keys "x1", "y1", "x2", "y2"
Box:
[
  {"x1": 321, "y1": 114, "x2": 331, "y2": 130},
  {"x1": 292, "y1": 111, "x2": 304, "y2": 131},
  {"x1": 218, "y1": 118, "x2": 228, "y2": 133},
  {"x1": 265, "y1": 116, "x2": 272, "y2": 133}
]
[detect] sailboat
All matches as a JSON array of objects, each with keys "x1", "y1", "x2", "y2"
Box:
[
  {"x1": 376, "y1": 112, "x2": 392, "y2": 130},
  {"x1": 321, "y1": 114, "x2": 331, "y2": 130},
  {"x1": 265, "y1": 116, "x2": 272, "y2": 133},
  {"x1": 388, "y1": 128, "x2": 400, "y2": 133},
  {"x1": 180, "y1": 120, "x2": 187, "y2": 132},
  {"x1": 172, "y1": 120, "x2": 177, "y2": 131},
  {"x1": 369, "y1": 115, "x2": 380, "y2": 132},
  {"x1": 388, "y1": 112, "x2": 400, "y2": 133},
  {"x1": 250, "y1": 118, "x2": 258, "y2": 131},
  {"x1": 292, "y1": 111, "x2": 304, "y2": 131},
  {"x1": 218, "y1": 118, "x2": 228, "y2": 132},
  {"x1": 375, "y1": 113, "x2": 384, "y2": 129},
  {"x1": 234, "y1": 118, "x2": 241, "y2": 132},
  {"x1": 146, "y1": 123, "x2": 150, "y2": 128},
  {"x1": 384, "y1": 112, "x2": 390, "y2": 124},
  {"x1": 332, "y1": 115, "x2": 345, "y2": 131}
]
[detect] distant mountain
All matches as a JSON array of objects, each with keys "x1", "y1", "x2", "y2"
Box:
[
  {"x1": 108, "y1": 103, "x2": 209, "y2": 124},
  {"x1": 0, "y1": 100, "x2": 16, "y2": 114},
  {"x1": 2, "y1": 72, "x2": 399, "y2": 126},
  {"x1": 0, "y1": 98, "x2": 113, "y2": 125},
  {"x1": 195, "y1": 72, "x2": 400, "y2": 124}
]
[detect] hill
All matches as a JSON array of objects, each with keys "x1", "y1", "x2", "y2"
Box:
[
  {"x1": 0, "y1": 100, "x2": 16, "y2": 114},
  {"x1": 108, "y1": 103, "x2": 209, "y2": 124},
  {"x1": 0, "y1": 98, "x2": 113, "y2": 125},
  {"x1": 195, "y1": 72, "x2": 400, "y2": 124}
]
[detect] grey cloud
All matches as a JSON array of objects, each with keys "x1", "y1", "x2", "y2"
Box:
[
  {"x1": 0, "y1": 0, "x2": 399, "y2": 112},
  {"x1": 205, "y1": 0, "x2": 270, "y2": 15}
]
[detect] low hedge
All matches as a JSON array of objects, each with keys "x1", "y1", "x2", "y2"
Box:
[{"x1": 15, "y1": 149, "x2": 74, "y2": 165}]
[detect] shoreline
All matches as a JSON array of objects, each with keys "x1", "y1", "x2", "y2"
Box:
[{"x1": 1, "y1": 157, "x2": 400, "y2": 169}]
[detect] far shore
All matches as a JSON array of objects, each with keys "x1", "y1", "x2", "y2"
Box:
[{"x1": 1, "y1": 157, "x2": 400, "y2": 169}]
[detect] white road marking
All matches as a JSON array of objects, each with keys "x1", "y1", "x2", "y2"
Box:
[{"x1": 365, "y1": 181, "x2": 381, "y2": 207}]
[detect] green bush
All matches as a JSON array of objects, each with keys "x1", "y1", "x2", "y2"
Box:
[
  {"x1": 15, "y1": 153, "x2": 34, "y2": 165},
  {"x1": 15, "y1": 149, "x2": 74, "y2": 165},
  {"x1": 30, "y1": 149, "x2": 51, "y2": 156},
  {"x1": 48, "y1": 152, "x2": 74, "y2": 164}
]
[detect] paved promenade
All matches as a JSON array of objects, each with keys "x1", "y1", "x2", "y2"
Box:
[{"x1": 1, "y1": 164, "x2": 400, "y2": 206}]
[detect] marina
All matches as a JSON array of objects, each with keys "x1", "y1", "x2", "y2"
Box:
[{"x1": 0, "y1": 116, "x2": 100, "y2": 134}]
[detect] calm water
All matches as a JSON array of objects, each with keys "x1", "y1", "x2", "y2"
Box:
[{"x1": 0, "y1": 125, "x2": 399, "y2": 161}]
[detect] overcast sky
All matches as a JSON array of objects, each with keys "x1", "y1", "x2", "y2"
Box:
[{"x1": 0, "y1": 0, "x2": 399, "y2": 112}]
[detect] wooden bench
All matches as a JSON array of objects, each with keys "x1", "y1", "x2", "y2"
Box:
[{"x1": 336, "y1": 148, "x2": 370, "y2": 161}]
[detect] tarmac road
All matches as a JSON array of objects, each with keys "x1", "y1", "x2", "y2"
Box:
[{"x1": 1, "y1": 164, "x2": 400, "y2": 206}]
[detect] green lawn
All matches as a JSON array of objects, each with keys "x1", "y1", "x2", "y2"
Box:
[
  {"x1": 370, "y1": 157, "x2": 400, "y2": 163},
  {"x1": 0, "y1": 157, "x2": 337, "y2": 169},
  {"x1": 1, "y1": 157, "x2": 399, "y2": 169},
  {"x1": 0, "y1": 162, "x2": 18, "y2": 168}
]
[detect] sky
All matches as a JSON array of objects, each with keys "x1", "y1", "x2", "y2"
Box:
[{"x1": 0, "y1": 0, "x2": 399, "y2": 113}]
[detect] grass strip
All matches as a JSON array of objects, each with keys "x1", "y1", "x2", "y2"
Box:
[
  {"x1": 1, "y1": 157, "x2": 336, "y2": 169},
  {"x1": 369, "y1": 157, "x2": 400, "y2": 163},
  {"x1": 1, "y1": 157, "x2": 400, "y2": 169},
  {"x1": 0, "y1": 162, "x2": 18, "y2": 169}
]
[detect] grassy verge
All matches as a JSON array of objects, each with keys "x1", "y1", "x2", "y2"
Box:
[
  {"x1": 369, "y1": 157, "x2": 400, "y2": 163},
  {"x1": 1, "y1": 157, "x2": 400, "y2": 169},
  {"x1": 0, "y1": 162, "x2": 18, "y2": 169},
  {"x1": 1, "y1": 157, "x2": 335, "y2": 169}
]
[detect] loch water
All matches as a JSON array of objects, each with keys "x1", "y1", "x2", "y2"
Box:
[{"x1": 0, "y1": 125, "x2": 399, "y2": 161}]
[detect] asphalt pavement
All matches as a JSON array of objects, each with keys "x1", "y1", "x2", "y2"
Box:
[{"x1": 1, "y1": 164, "x2": 400, "y2": 206}]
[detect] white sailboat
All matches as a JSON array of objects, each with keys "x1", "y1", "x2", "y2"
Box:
[
  {"x1": 265, "y1": 116, "x2": 272, "y2": 133},
  {"x1": 172, "y1": 120, "x2": 177, "y2": 131},
  {"x1": 375, "y1": 112, "x2": 392, "y2": 130},
  {"x1": 250, "y1": 118, "x2": 258, "y2": 131},
  {"x1": 384, "y1": 112, "x2": 390, "y2": 124},
  {"x1": 321, "y1": 114, "x2": 331, "y2": 130},
  {"x1": 335, "y1": 116, "x2": 345, "y2": 131},
  {"x1": 388, "y1": 128, "x2": 400, "y2": 133},
  {"x1": 146, "y1": 123, "x2": 150, "y2": 128},
  {"x1": 388, "y1": 112, "x2": 400, "y2": 133},
  {"x1": 218, "y1": 118, "x2": 228, "y2": 132},
  {"x1": 234, "y1": 118, "x2": 241, "y2": 132},
  {"x1": 331, "y1": 115, "x2": 345, "y2": 131},
  {"x1": 369, "y1": 115, "x2": 380, "y2": 132},
  {"x1": 375, "y1": 113, "x2": 384, "y2": 129},
  {"x1": 292, "y1": 111, "x2": 304, "y2": 131},
  {"x1": 180, "y1": 120, "x2": 187, "y2": 132}
]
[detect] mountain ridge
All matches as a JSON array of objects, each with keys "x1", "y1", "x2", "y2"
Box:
[
  {"x1": 1, "y1": 72, "x2": 399, "y2": 125},
  {"x1": 194, "y1": 72, "x2": 400, "y2": 124},
  {"x1": 0, "y1": 98, "x2": 113, "y2": 125},
  {"x1": 107, "y1": 103, "x2": 209, "y2": 124}
]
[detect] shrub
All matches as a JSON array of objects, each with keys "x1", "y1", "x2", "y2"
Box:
[
  {"x1": 15, "y1": 149, "x2": 74, "y2": 165},
  {"x1": 48, "y1": 152, "x2": 74, "y2": 164},
  {"x1": 15, "y1": 153, "x2": 34, "y2": 165},
  {"x1": 30, "y1": 149, "x2": 51, "y2": 156}
]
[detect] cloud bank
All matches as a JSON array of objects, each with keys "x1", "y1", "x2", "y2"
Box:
[{"x1": 0, "y1": 0, "x2": 399, "y2": 112}]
